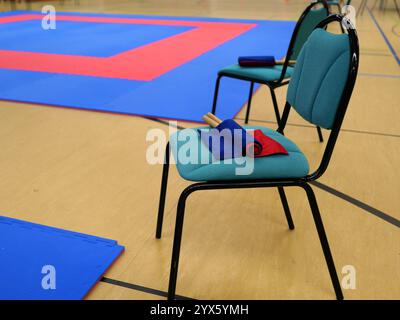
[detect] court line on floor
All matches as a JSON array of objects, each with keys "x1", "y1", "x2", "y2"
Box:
[
  {"x1": 310, "y1": 181, "x2": 400, "y2": 228},
  {"x1": 101, "y1": 277, "x2": 194, "y2": 300},
  {"x1": 359, "y1": 72, "x2": 400, "y2": 78},
  {"x1": 234, "y1": 117, "x2": 400, "y2": 138},
  {"x1": 145, "y1": 114, "x2": 400, "y2": 139},
  {"x1": 338, "y1": 127, "x2": 400, "y2": 138},
  {"x1": 367, "y1": 6, "x2": 400, "y2": 66},
  {"x1": 360, "y1": 51, "x2": 392, "y2": 57},
  {"x1": 143, "y1": 116, "x2": 186, "y2": 130},
  {"x1": 142, "y1": 116, "x2": 399, "y2": 228}
]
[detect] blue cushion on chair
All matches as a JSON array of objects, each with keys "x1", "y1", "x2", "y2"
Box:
[
  {"x1": 170, "y1": 126, "x2": 309, "y2": 182},
  {"x1": 219, "y1": 65, "x2": 294, "y2": 83}
]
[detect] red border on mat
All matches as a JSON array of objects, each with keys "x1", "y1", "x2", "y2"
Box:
[{"x1": 0, "y1": 14, "x2": 256, "y2": 81}]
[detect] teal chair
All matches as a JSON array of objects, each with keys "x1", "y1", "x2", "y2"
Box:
[
  {"x1": 211, "y1": 1, "x2": 329, "y2": 142},
  {"x1": 156, "y1": 14, "x2": 359, "y2": 300}
]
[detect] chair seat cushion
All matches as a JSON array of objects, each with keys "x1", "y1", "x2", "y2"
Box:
[
  {"x1": 218, "y1": 64, "x2": 294, "y2": 83},
  {"x1": 170, "y1": 126, "x2": 309, "y2": 181}
]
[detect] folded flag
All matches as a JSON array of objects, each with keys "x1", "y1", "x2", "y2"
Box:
[
  {"x1": 200, "y1": 114, "x2": 288, "y2": 160},
  {"x1": 247, "y1": 129, "x2": 288, "y2": 157},
  {"x1": 199, "y1": 119, "x2": 262, "y2": 160}
]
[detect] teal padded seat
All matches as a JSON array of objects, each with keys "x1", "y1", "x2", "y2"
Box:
[
  {"x1": 170, "y1": 126, "x2": 309, "y2": 182},
  {"x1": 218, "y1": 6, "x2": 328, "y2": 83},
  {"x1": 219, "y1": 65, "x2": 294, "y2": 82}
]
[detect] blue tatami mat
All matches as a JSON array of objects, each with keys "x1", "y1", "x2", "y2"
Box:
[
  {"x1": 0, "y1": 11, "x2": 295, "y2": 122},
  {"x1": 0, "y1": 216, "x2": 124, "y2": 300}
]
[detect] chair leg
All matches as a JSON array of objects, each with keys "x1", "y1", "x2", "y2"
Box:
[
  {"x1": 269, "y1": 87, "x2": 281, "y2": 126},
  {"x1": 156, "y1": 142, "x2": 170, "y2": 239},
  {"x1": 337, "y1": 2, "x2": 346, "y2": 33},
  {"x1": 317, "y1": 126, "x2": 324, "y2": 142},
  {"x1": 277, "y1": 187, "x2": 295, "y2": 230},
  {"x1": 302, "y1": 183, "x2": 344, "y2": 300},
  {"x1": 394, "y1": 0, "x2": 400, "y2": 17},
  {"x1": 211, "y1": 75, "x2": 222, "y2": 116},
  {"x1": 357, "y1": 0, "x2": 366, "y2": 16},
  {"x1": 167, "y1": 189, "x2": 190, "y2": 300},
  {"x1": 244, "y1": 82, "x2": 254, "y2": 124}
]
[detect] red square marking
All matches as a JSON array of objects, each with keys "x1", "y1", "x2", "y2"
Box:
[{"x1": 0, "y1": 14, "x2": 256, "y2": 81}]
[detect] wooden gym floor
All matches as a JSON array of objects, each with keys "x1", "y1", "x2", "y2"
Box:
[{"x1": 0, "y1": 0, "x2": 399, "y2": 299}]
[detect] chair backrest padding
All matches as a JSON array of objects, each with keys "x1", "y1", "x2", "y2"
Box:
[
  {"x1": 287, "y1": 28, "x2": 351, "y2": 129},
  {"x1": 290, "y1": 7, "x2": 330, "y2": 60}
]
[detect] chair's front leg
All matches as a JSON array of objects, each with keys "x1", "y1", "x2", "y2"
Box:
[
  {"x1": 301, "y1": 183, "x2": 344, "y2": 300},
  {"x1": 244, "y1": 82, "x2": 255, "y2": 124},
  {"x1": 211, "y1": 75, "x2": 223, "y2": 116},
  {"x1": 156, "y1": 142, "x2": 170, "y2": 239},
  {"x1": 317, "y1": 126, "x2": 324, "y2": 143},
  {"x1": 168, "y1": 186, "x2": 194, "y2": 300},
  {"x1": 394, "y1": 0, "x2": 400, "y2": 17},
  {"x1": 357, "y1": 0, "x2": 367, "y2": 16}
]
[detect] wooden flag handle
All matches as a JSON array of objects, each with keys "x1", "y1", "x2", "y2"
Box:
[
  {"x1": 206, "y1": 113, "x2": 222, "y2": 124},
  {"x1": 203, "y1": 113, "x2": 223, "y2": 128},
  {"x1": 276, "y1": 59, "x2": 296, "y2": 65},
  {"x1": 202, "y1": 114, "x2": 219, "y2": 128}
]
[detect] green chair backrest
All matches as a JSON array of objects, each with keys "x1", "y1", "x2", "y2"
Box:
[{"x1": 290, "y1": 5, "x2": 330, "y2": 60}]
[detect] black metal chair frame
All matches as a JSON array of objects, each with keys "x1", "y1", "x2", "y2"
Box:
[
  {"x1": 211, "y1": 1, "x2": 330, "y2": 143},
  {"x1": 156, "y1": 14, "x2": 359, "y2": 301}
]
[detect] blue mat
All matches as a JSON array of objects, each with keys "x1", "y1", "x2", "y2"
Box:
[
  {"x1": 0, "y1": 11, "x2": 295, "y2": 122},
  {"x1": 0, "y1": 216, "x2": 124, "y2": 300}
]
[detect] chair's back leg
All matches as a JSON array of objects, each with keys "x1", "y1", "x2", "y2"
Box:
[
  {"x1": 156, "y1": 142, "x2": 170, "y2": 239},
  {"x1": 277, "y1": 187, "x2": 295, "y2": 230},
  {"x1": 301, "y1": 183, "x2": 344, "y2": 300},
  {"x1": 211, "y1": 75, "x2": 223, "y2": 115}
]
